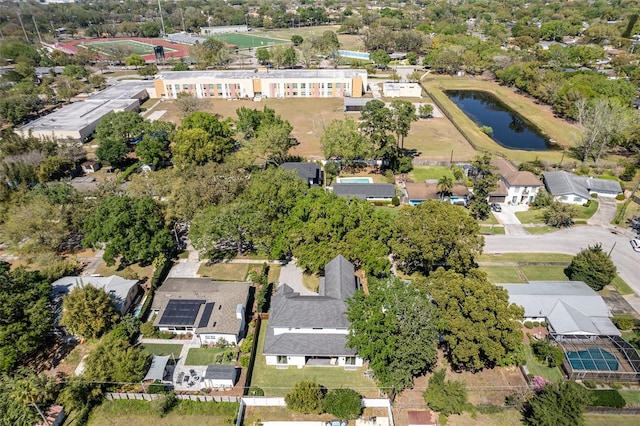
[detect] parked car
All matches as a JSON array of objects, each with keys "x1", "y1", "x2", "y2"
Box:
[
  {"x1": 326, "y1": 421, "x2": 347, "y2": 426},
  {"x1": 490, "y1": 203, "x2": 502, "y2": 212},
  {"x1": 630, "y1": 239, "x2": 640, "y2": 252}
]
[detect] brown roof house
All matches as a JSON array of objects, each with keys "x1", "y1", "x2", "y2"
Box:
[
  {"x1": 490, "y1": 158, "x2": 543, "y2": 205},
  {"x1": 405, "y1": 181, "x2": 470, "y2": 206},
  {"x1": 151, "y1": 278, "x2": 251, "y2": 346}
]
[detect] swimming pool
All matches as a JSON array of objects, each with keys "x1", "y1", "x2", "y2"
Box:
[
  {"x1": 566, "y1": 347, "x2": 619, "y2": 371},
  {"x1": 336, "y1": 177, "x2": 374, "y2": 184}
]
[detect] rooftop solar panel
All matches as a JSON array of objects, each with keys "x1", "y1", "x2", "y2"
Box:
[
  {"x1": 158, "y1": 299, "x2": 205, "y2": 326},
  {"x1": 198, "y1": 302, "x2": 215, "y2": 328}
]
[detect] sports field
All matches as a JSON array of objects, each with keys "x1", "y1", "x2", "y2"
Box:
[
  {"x1": 78, "y1": 39, "x2": 177, "y2": 56},
  {"x1": 210, "y1": 33, "x2": 289, "y2": 49}
]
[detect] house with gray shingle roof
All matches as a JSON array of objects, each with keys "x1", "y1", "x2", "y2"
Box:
[
  {"x1": 543, "y1": 170, "x2": 622, "y2": 205},
  {"x1": 281, "y1": 162, "x2": 323, "y2": 186},
  {"x1": 333, "y1": 183, "x2": 395, "y2": 201},
  {"x1": 263, "y1": 255, "x2": 364, "y2": 368},
  {"x1": 499, "y1": 281, "x2": 620, "y2": 337}
]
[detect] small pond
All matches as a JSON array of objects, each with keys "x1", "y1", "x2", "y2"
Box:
[{"x1": 445, "y1": 90, "x2": 558, "y2": 151}]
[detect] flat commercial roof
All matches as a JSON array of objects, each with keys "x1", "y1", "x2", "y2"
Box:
[
  {"x1": 89, "y1": 80, "x2": 154, "y2": 101},
  {"x1": 22, "y1": 99, "x2": 139, "y2": 134},
  {"x1": 158, "y1": 69, "x2": 367, "y2": 81}
]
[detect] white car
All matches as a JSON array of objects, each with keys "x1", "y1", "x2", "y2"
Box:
[{"x1": 630, "y1": 239, "x2": 640, "y2": 252}]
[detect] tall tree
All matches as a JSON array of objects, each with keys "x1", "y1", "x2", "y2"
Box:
[
  {"x1": 0, "y1": 265, "x2": 53, "y2": 373},
  {"x1": 347, "y1": 276, "x2": 439, "y2": 394},
  {"x1": 522, "y1": 382, "x2": 592, "y2": 426},
  {"x1": 567, "y1": 243, "x2": 617, "y2": 291},
  {"x1": 83, "y1": 196, "x2": 173, "y2": 266},
  {"x1": 390, "y1": 100, "x2": 418, "y2": 148},
  {"x1": 172, "y1": 112, "x2": 235, "y2": 166},
  {"x1": 60, "y1": 285, "x2": 120, "y2": 339},
  {"x1": 420, "y1": 269, "x2": 525, "y2": 371},
  {"x1": 321, "y1": 117, "x2": 369, "y2": 163},
  {"x1": 285, "y1": 381, "x2": 324, "y2": 414},
  {"x1": 468, "y1": 154, "x2": 499, "y2": 220},
  {"x1": 390, "y1": 201, "x2": 483, "y2": 275},
  {"x1": 94, "y1": 111, "x2": 145, "y2": 166},
  {"x1": 423, "y1": 369, "x2": 469, "y2": 417}
]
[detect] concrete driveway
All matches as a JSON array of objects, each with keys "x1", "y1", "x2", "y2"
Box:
[
  {"x1": 484, "y1": 226, "x2": 640, "y2": 313},
  {"x1": 588, "y1": 197, "x2": 617, "y2": 226},
  {"x1": 490, "y1": 203, "x2": 528, "y2": 236},
  {"x1": 278, "y1": 259, "x2": 316, "y2": 295}
]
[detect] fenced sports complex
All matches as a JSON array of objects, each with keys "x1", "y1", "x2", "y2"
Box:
[
  {"x1": 58, "y1": 37, "x2": 189, "y2": 61},
  {"x1": 76, "y1": 39, "x2": 177, "y2": 56},
  {"x1": 208, "y1": 33, "x2": 289, "y2": 49}
]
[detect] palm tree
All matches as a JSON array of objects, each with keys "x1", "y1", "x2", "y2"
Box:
[{"x1": 437, "y1": 175, "x2": 454, "y2": 200}]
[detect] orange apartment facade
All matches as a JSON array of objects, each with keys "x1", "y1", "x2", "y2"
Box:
[{"x1": 154, "y1": 69, "x2": 367, "y2": 99}]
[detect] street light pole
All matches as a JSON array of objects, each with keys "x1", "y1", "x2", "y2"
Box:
[{"x1": 157, "y1": 0, "x2": 166, "y2": 36}]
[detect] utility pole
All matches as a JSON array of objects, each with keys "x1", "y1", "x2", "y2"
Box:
[
  {"x1": 32, "y1": 16, "x2": 42, "y2": 43},
  {"x1": 17, "y1": 10, "x2": 28, "y2": 42},
  {"x1": 157, "y1": 0, "x2": 166, "y2": 36},
  {"x1": 179, "y1": 8, "x2": 185, "y2": 32}
]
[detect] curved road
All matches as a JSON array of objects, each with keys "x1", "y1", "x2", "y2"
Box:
[{"x1": 484, "y1": 225, "x2": 640, "y2": 310}]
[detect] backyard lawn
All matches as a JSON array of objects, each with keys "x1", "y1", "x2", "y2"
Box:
[
  {"x1": 480, "y1": 266, "x2": 524, "y2": 284},
  {"x1": 409, "y1": 166, "x2": 454, "y2": 182},
  {"x1": 197, "y1": 263, "x2": 251, "y2": 281},
  {"x1": 140, "y1": 343, "x2": 183, "y2": 357},
  {"x1": 523, "y1": 345, "x2": 564, "y2": 383},
  {"x1": 250, "y1": 321, "x2": 378, "y2": 397},
  {"x1": 618, "y1": 390, "x2": 640, "y2": 407},
  {"x1": 477, "y1": 253, "x2": 574, "y2": 263},
  {"x1": 518, "y1": 265, "x2": 569, "y2": 281},
  {"x1": 184, "y1": 347, "x2": 237, "y2": 366}
]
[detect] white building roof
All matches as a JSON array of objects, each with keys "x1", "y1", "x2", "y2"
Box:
[
  {"x1": 500, "y1": 281, "x2": 620, "y2": 336},
  {"x1": 52, "y1": 275, "x2": 139, "y2": 313},
  {"x1": 158, "y1": 69, "x2": 367, "y2": 81}
]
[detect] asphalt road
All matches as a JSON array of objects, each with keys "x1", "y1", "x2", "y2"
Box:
[{"x1": 484, "y1": 225, "x2": 639, "y2": 298}]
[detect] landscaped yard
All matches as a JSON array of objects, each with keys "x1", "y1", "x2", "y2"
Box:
[
  {"x1": 518, "y1": 265, "x2": 569, "y2": 281},
  {"x1": 409, "y1": 165, "x2": 454, "y2": 183},
  {"x1": 477, "y1": 253, "x2": 574, "y2": 263},
  {"x1": 87, "y1": 399, "x2": 238, "y2": 426},
  {"x1": 184, "y1": 347, "x2": 237, "y2": 366},
  {"x1": 480, "y1": 266, "x2": 524, "y2": 284},
  {"x1": 515, "y1": 202, "x2": 598, "y2": 225},
  {"x1": 515, "y1": 209, "x2": 545, "y2": 224},
  {"x1": 618, "y1": 390, "x2": 640, "y2": 407},
  {"x1": 479, "y1": 225, "x2": 505, "y2": 235},
  {"x1": 250, "y1": 320, "x2": 378, "y2": 397},
  {"x1": 197, "y1": 263, "x2": 251, "y2": 281},
  {"x1": 140, "y1": 343, "x2": 183, "y2": 357},
  {"x1": 523, "y1": 345, "x2": 564, "y2": 382},
  {"x1": 575, "y1": 200, "x2": 599, "y2": 219}
]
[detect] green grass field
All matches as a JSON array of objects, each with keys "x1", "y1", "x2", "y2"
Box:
[
  {"x1": 184, "y1": 347, "x2": 237, "y2": 366},
  {"x1": 79, "y1": 39, "x2": 176, "y2": 56},
  {"x1": 409, "y1": 165, "x2": 454, "y2": 182},
  {"x1": 477, "y1": 253, "x2": 574, "y2": 263},
  {"x1": 519, "y1": 265, "x2": 569, "y2": 281},
  {"x1": 211, "y1": 33, "x2": 289, "y2": 49},
  {"x1": 140, "y1": 343, "x2": 183, "y2": 357},
  {"x1": 197, "y1": 263, "x2": 251, "y2": 281},
  {"x1": 523, "y1": 345, "x2": 564, "y2": 382}
]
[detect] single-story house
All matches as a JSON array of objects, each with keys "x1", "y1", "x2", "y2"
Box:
[
  {"x1": 491, "y1": 158, "x2": 543, "y2": 205},
  {"x1": 281, "y1": 162, "x2": 323, "y2": 186},
  {"x1": 405, "y1": 182, "x2": 469, "y2": 206},
  {"x1": 151, "y1": 278, "x2": 251, "y2": 345},
  {"x1": 201, "y1": 365, "x2": 239, "y2": 390},
  {"x1": 499, "y1": 281, "x2": 620, "y2": 338},
  {"x1": 543, "y1": 170, "x2": 623, "y2": 205},
  {"x1": 263, "y1": 255, "x2": 364, "y2": 368},
  {"x1": 51, "y1": 275, "x2": 141, "y2": 316},
  {"x1": 344, "y1": 97, "x2": 373, "y2": 112},
  {"x1": 333, "y1": 183, "x2": 395, "y2": 201},
  {"x1": 382, "y1": 82, "x2": 422, "y2": 98}
]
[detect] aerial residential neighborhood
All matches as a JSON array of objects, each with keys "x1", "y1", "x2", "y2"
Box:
[{"x1": 1, "y1": 1, "x2": 640, "y2": 426}]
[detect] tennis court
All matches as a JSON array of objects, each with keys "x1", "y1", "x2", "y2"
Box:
[
  {"x1": 78, "y1": 39, "x2": 177, "y2": 56},
  {"x1": 211, "y1": 33, "x2": 289, "y2": 49}
]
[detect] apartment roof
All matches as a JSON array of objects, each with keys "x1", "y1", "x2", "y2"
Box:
[{"x1": 158, "y1": 69, "x2": 367, "y2": 81}]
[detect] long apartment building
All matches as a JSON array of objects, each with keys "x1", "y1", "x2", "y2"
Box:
[{"x1": 154, "y1": 69, "x2": 368, "y2": 99}]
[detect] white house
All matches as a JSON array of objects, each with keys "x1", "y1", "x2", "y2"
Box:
[
  {"x1": 543, "y1": 170, "x2": 623, "y2": 205},
  {"x1": 500, "y1": 281, "x2": 620, "y2": 338},
  {"x1": 151, "y1": 278, "x2": 250, "y2": 345},
  {"x1": 489, "y1": 158, "x2": 543, "y2": 204},
  {"x1": 51, "y1": 275, "x2": 141, "y2": 316},
  {"x1": 263, "y1": 255, "x2": 364, "y2": 368},
  {"x1": 382, "y1": 82, "x2": 422, "y2": 98}
]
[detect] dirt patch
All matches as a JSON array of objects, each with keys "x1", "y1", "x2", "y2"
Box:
[{"x1": 522, "y1": 326, "x2": 549, "y2": 344}]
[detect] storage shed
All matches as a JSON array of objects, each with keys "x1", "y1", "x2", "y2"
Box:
[{"x1": 201, "y1": 365, "x2": 239, "y2": 390}]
